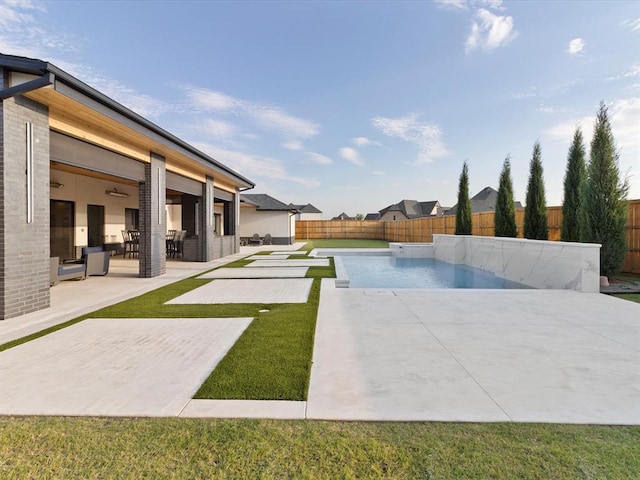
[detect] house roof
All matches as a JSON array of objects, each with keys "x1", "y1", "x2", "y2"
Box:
[
  {"x1": 289, "y1": 203, "x2": 322, "y2": 214},
  {"x1": 446, "y1": 186, "x2": 523, "y2": 215},
  {"x1": 364, "y1": 213, "x2": 380, "y2": 221},
  {"x1": 0, "y1": 53, "x2": 255, "y2": 190},
  {"x1": 241, "y1": 194, "x2": 297, "y2": 211},
  {"x1": 379, "y1": 199, "x2": 441, "y2": 219},
  {"x1": 332, "y1": 212, "x2": 355, "y2": 220}
]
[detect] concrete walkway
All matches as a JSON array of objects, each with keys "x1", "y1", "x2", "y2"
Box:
[
  {"x1": 307, "y1": 282, "x2": 640, "y2": 424},
  {"x1": 1, "y1": 243, "x2": 639, "y2": 424}
]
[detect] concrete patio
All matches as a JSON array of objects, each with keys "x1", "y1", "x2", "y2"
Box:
[{"x1": 0, "y1": 243, "x2": 639, "y2": 424}]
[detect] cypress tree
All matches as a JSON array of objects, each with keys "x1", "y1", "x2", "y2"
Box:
[
  {"x1": 455, "y1": 161, "x2": 472, "y2": 235},
  {"x1": 494, "y1": 156, "x2": 517, "y2": 237},
  {"x1": 581, "y1": 102, "x2": 629, "y2": 277},
  {"x1": 523, "y1": 141, "x2": 548, "y2": 240},
  {"x1": 561, "y1": 128, "x2": 586, "y2": 242}
]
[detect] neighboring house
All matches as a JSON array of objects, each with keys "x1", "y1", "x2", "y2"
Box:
[
  {"x1": 364, "y1": 213, "x2": 380, "y2": 221},
  {"x1": 378, "y1": 200, "x2": 443, "y2": 222},
  {"x1": 332, "y1": 212, "x2": 355, "y2": 220},
  {"x1": 289, "y1": 203, "x2": 323, "y2": 220},
  {"x1": 240, "y1": 194, "x2": 298, "y2": 245},
  {"x1": 0, "y1": 53, "x2": 255, "y2": 320},
  {"x1": 445, "y1": 186, "x2": 523, "y2": 215}
]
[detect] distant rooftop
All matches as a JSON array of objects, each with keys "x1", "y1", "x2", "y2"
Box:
[{"x1": 241, "y1": 193, "x2": 297, "y2": 211}]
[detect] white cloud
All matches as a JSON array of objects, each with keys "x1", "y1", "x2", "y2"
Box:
[
  {"x1": 282, "y1": 140, "x2": 304, "y2": 151},
  {"x1": 186, "y1": 88, "x2": 241, "y2": 112},
  {"x1": 465, "y1": 8, "x2": 517, "y2": 53},
  {"x1": 372, "y1": 170, "x2": 386, "y2": 175},
  {"x1": 339, "y1": 147, "x2": 364, "y2": 166},
  {"x1": 0, "y1": 1, "x2": 80, "y2": 59},
  {"x1": 370, "y1": 113, "x2": 450, "y2": 163},
  {"x1": 541, "y1": 98, "x2": 640, "y2": 155},
  {"x1": 305, "y1": 152, "x2": 333, "y2": 165},
  {"x1": 542, "y1": 116, "x2": 593, "y2": 145},
  {"x1": 433, "y1": 0, "x2": 468, "y2": 11},
  {"x1": 184, "y1": 86, "x2": 319, "y2": 139},
  {"x1": 352, "y1": 137, "x2": 372, "y2": 146},
  {"x1": 537, "y1": 104, "x2": 556, "y2": 114},
  {"x1": 566, "y1": 38, "x2": 585, "y2": 56},
  {"x1": 193, "y1": 142, "x2": 320, "y2": 188},
  {"x1": 607, "y1": 63, "x2": 640, "y2": 81},
  {"x1": 610, "y1": 97, "x2": 640, "y2": 153},
  {"x1": 621, "y1": 18, "x2": 640, "y2": 32},
  {"x1": 252, "y1": 107, "x2": 319, "y2": 139},
  {"x1": 195, "y1": 119, "x2": 238, "y2": 139},
  {"x1": 351, "y1": 136, "x2": 382, "y2": 147}
]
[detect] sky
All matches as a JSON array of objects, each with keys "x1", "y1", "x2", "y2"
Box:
[{"x1": 1, "y1": 0, "x2": 638, "y2": 218}]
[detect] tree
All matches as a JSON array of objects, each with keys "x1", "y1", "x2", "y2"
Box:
[
  {"x1": 494, "y1": 156, "x2": 517, "y2": 237},
  {"x1": 561, "y1": 128, "x2": 586, "y2": 242},
  {"x1": 355, "y1": 213, "x2": 364, "y2": 220},
  {"x1": 523, "y1": 141, "x2": 548, "y2": 240},
  {"x1": 455, "y1": 161, "x2": 472, "y2": 235},
  {"x1": 581, "y1": 101, "x2": 629, "y2": 277}
]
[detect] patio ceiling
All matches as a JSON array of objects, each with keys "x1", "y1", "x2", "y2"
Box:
[{"x1": 27, "y1": 86, "x2": 245, "y2": 194}]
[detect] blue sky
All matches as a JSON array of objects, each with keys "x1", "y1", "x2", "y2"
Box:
[{"x1": 1, "y1": 0, "x2": 638, "y2": 218}]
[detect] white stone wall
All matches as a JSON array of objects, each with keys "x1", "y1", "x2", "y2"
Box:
[{"x1": 430, "y1": 235, "x2": 601, "y2": 293}]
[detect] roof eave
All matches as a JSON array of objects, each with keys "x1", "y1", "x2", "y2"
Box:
[{"x1": 0, "y1": 53, "x2": 255, "y2": 190}]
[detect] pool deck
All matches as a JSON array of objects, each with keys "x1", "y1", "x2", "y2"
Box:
[
  {"x1": 0, "y1": 244, "x2": 639, "y2": 424},
  {"x1": 308, "y1": 282, "x2": 640, "y2": 424}
]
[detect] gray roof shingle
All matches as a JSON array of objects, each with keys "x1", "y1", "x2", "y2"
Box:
[{"x1": 241, "y1": 194, "x2": 297, "y2": 211}]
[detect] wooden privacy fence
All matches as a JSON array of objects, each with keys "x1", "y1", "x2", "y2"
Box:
[{"x1": 295, "y1": 200, "x2": 640, "y2": 273}]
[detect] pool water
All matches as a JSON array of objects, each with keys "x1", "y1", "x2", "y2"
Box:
[{"x1": 339, "y1": 256, "x2": 528, "y2": 289}]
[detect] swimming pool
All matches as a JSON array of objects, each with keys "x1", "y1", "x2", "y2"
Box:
[{"x1": 338, "y1": 255, "x2": 529, "y2": 289}]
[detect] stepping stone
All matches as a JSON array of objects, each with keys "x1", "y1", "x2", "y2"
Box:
[
  {"x1": 248, "y1": 259, "x2": 329, "y2": 267},
  {"x1": 245, "y1": 254, "x2": 290, "y2": 260},
  {"x1": 167, "y1": 278, "x2": 314, "y2": 304},
  {"x1": 199, "y1": 267, "x2": 309, "y2": 279}
]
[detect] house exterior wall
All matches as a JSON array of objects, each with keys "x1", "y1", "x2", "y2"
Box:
[
  {"x1": 379, "y1": 211, "x2": 408, "y2": 222},
  {"x1": 298, "y1": 212, "x2": 323, "y2": 221},
  {"x1": 50, "y1": 170, "x2": 139, "y2": 246},
  {"x1": 0, "y1": 92, "x2": 51, "y2": 319},
  {"x1": 240, "y1": 208, "x2": 294, "y2": 244}
]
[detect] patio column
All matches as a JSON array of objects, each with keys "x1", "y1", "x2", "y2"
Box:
[
  {"x1": 233, "y1": 189, "x2": 241, "y2": 253},
  {"x1": 138, "y1": 152, "x2": 166, "y2": 278},
  {"x1": 0, "y1": 75, "x2": 51, "y2": 319},
  {"x1": 200, "y1": 176, "x2": 215, "y2": 261}
]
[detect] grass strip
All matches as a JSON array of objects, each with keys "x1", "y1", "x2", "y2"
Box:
[
  {"x1": 194, "y1": 278, "x2": 322, "y2": 400},
  {"x1": 300, "y1": 238, "x2": 389, "y2": 250},
  {"x1": 1, "y1": 418, "x2": 638, "y2": 479},
  {"x1": 612, "y1": 293, "x2": 640, "y2": 304}
]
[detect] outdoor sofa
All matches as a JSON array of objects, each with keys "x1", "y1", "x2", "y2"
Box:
[{"x1": 50, "y1": 246, "x2": 110, "y2": 286}]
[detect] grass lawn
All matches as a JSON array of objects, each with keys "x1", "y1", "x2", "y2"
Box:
[
  {"x1": 1, "y1": 418, "x2": 638, "y2": 479},
  {"x1": 300, "y1": 238, "x2": 389, "y2": 250},
  {"x1": 613, "y1": 293, "x2": 640, "y2": 304},
  {"x1": 0, "y1": 251, "x2": 334, "y2": 401}
]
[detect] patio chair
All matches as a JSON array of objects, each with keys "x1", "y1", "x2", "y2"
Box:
[
  {"x1": 166, "y1": 230, "x2": 177, "y2": 256},
  {"x1": 127, "y1": 230, "x2": 140, "y2": 258},
  {"x1": 263, "y1": 233, "x2": 273, "y2": 245},
  {"x1": 248, "y1": 233, "x2": 262, "y2": 246},
  {"x1": 172, "y1": 230, "x2": 187, "y2": 258},
  {"x1": 82, "y1": 246, "x2": 110, "y2": 276},
  {"x1": 50, "y1": 257, "x2": 85, "y2": 286}
]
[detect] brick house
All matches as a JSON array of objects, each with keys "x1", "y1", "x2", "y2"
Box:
[{"x1": 0, "y1": 53, "x2": 254, "y2": 320}]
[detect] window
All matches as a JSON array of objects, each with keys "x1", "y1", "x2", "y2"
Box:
[{"x1": 125, "y1": 208, "x2": 139, "y2": 231}]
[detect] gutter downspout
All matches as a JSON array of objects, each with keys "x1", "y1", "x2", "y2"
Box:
[{"x1": 0, "y1": 72, "x2": 55, "y2": 100}]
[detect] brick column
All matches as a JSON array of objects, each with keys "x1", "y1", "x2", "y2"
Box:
[
  {"x1": 0, "y1": 82, "x2": 51, "y2": 319},
  {"x1": 138, "y1": 152, "x2": 166, "y2": 278},
  {"x1": 201, "y1": 176, "x2": 215, "y2": 261}
]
